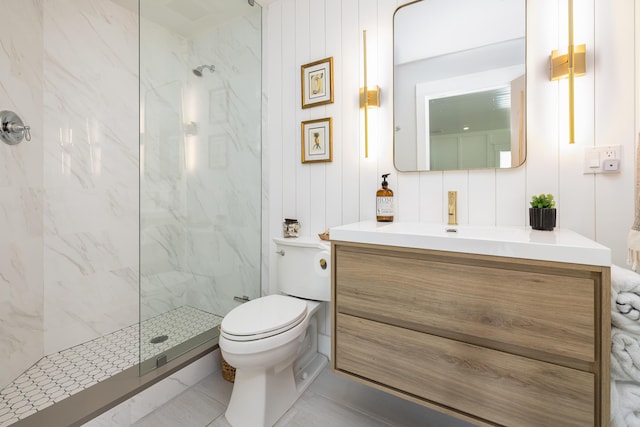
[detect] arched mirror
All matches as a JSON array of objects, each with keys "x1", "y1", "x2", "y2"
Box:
[{"x1": 393, "y1": 0, "x2": 526, "y2": 172}]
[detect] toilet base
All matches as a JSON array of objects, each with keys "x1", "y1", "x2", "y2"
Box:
[{"x1": 224, "y1": 352, "x2": 327, "y2": 427}]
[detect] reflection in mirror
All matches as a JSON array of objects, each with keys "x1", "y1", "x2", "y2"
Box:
[{"x1": 393, "y1": 0, "x2": 526, "y2": 172}]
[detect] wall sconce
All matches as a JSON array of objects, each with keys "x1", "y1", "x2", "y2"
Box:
[
  {"x1": 360, "y1": 30, "x2": 380, "y2": 158},
  {"x1": 549, "y1": 0, "x2": 586, "y2": 144}
]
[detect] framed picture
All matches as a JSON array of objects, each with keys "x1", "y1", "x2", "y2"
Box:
[
  {"x1": 301, "y1": 118, "x2": 332, "y2": 163},
  {"x1": 301, "y1": 57, "x2": 334, "y2": 109}
]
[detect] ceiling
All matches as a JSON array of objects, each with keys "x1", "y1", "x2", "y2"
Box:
[
  {"x1": 110, "y1": 0, "x2": 261, "y2": 37},
  {"x1": 429, "y1": 87, "x2": 511, "y2": 136},
  {"x1": 145, "y1": 0, "x2": 258, "y2": 37}
]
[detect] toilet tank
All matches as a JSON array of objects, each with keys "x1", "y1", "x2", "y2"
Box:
[{"x1": 274, "y1": 236, "x2": 331, "y2": 301}]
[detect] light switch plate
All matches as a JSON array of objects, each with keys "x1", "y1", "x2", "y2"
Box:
[{"x1": 583, "y1": 145, "x2": 622, "y2": 174}]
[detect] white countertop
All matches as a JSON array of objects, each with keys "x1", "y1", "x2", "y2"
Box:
[{"x1": 330, "y1": 221, "x2": 611, "y2": 266}]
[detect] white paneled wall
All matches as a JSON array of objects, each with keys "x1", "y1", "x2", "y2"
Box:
[
  {"x1": 264, "y1": 0, "x2": 636, "y2": 296},
  {"x1": 593, "y1": 0, "x2": 637, "y2": 256}
]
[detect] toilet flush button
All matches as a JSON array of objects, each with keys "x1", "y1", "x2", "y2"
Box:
[{"x1": 314, "y1": 251, "x2": 331, "y2": 276}]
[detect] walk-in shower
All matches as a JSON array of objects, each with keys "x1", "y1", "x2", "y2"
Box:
[
  {"x1": 0, "y1": 0, "x2": 261, "y2": 424},
  {"x1": 139, "y1": 0, "x2": 262, "y2": 375}
]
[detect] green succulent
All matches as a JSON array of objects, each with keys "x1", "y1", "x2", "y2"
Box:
[{"x1": 530, "y1": 193, "x2": 555, "y2": 209}]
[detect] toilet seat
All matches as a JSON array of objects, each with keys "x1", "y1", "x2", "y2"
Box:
[{"x1": 221, "y1": 294, "x2": 308, "y2": 342}]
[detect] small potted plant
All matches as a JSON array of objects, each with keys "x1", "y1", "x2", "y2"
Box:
[{"x1": 529, "y1": 193, "x2": 556, "y2": 231}]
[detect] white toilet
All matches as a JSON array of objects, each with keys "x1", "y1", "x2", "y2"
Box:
[{"x1": 218, "y1": 236, "x2": 331, "y2": 427}]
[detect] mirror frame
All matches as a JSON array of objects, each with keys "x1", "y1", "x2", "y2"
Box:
[{"x1": 393, "y1": 0, "x2": 527, "y2": 172}]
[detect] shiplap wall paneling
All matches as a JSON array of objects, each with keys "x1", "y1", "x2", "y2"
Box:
[
  {"x1": 339, "y1": 0, "x2": 361, "y2": 227},
  {"x1": 556, "y1": 0, "x2": 597, "y2": 239},
  {"x1": 593, "y1": 0, "x2": 635, "y2": 254},
  {"x1": 325, "y1": 0, "x2": 344, "y2": 230},
  {"x1": 264, "y1": 0, "x2": 637, "y2": 288}
]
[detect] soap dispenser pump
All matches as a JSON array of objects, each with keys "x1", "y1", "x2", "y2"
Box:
[{"x1": 376, "y1": 173, "x2": 394, "y2": 222}]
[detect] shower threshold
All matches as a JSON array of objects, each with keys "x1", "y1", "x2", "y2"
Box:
[{"x1": 0, "y1": 306, "x2": 222, "y2": 427}]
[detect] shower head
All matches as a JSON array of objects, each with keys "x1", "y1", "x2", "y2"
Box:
[
  {"x1": 248, "y1": 0, "x2": 255, "y2": 5},
  {"x1": 192, "y1": 65, "x2": 215, "y2": 77}
]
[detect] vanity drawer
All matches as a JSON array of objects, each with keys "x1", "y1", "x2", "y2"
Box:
[
  {"x1": 335, "y1": 313, "x2": 595, "y2": 427},
  {"x1": 335, "y1": 246, "x2": 596, "y2": 364}
]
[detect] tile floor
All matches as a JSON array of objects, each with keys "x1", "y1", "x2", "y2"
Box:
[
  {"x1": 0, "y1": 306, "x2": 222, "y2": 427},
  {"x1": 132, "y1": 366, "x2": 475, "y2": 427}
]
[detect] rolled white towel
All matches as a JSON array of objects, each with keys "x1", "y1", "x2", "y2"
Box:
[
  {"x1": 612, "y1": 380, "x2": 625, "y2": 427},
  {"x1": 611, "y1": 381, "x2": 640, "y2": 427},
  {"x1": 612, "y1": 265, "x2": 640, "y2": 334},
  {"x1": 612, "y1": 327, "x2": 640, "y2": 382},
  {"x1": 618, "y1": 292, "x2": 640, "y2": 321}
]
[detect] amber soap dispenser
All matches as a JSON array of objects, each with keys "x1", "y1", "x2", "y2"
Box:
[{"x1": 376, "y1": 173, "x2": 394, "y2": 222}]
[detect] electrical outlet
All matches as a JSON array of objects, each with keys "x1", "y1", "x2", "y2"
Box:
[
  {"x1": 603, "y1": 159, "x2": 619, "y2": 172},
  {"x1": 583, "y1": 145, "x2": 622, "y2": 174}
]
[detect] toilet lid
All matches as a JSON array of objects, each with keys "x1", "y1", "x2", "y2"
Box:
[{"x1": 221, "y1": 294, "x2": 307, "y2": 341}]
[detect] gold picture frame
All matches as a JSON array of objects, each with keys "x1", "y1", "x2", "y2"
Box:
[
  {"x1": 301, "y1": 117, "x2": 332, "y2": 163},
  {"x1": 301, "y1": 57, "x2": 334, "y2": 108}
]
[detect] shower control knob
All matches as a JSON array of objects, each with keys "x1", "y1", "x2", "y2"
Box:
[
  {"x1": 0, "y1": 110, "x2": 31, "y2": 145},
  {"x1": 7, "y1": 122, "x2": 30, "y2": 141}
]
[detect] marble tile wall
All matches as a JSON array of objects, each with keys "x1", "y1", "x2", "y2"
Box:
[
  {"x1": 139, "y1": 18, "x2": 192, "y2": 322},
  {"x1": 42, "y1": 0, "x2": 139, "y2": 355},
  {"x1": 185, "y1": 9, "x2": 262, "y2": 316},
  {"x1": 1, "y1": 0, "x2": 140, "y2": 389},
  {"x1": 0, "y1": 0, "x2": 45, "y2": 389}
]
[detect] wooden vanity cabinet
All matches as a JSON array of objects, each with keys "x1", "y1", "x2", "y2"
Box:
[{"x1": 331, "y1": 242, "x2": 610, "y2": 427}]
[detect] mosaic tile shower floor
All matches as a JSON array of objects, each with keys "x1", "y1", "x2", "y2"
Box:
[{"x1": 0, "y1": 306, "x2": 222, "y2": 427}]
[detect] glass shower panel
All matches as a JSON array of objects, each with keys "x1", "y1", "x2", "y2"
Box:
[{"x1": 139, "y1": 0, "x2": 262, "y2": 374}]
